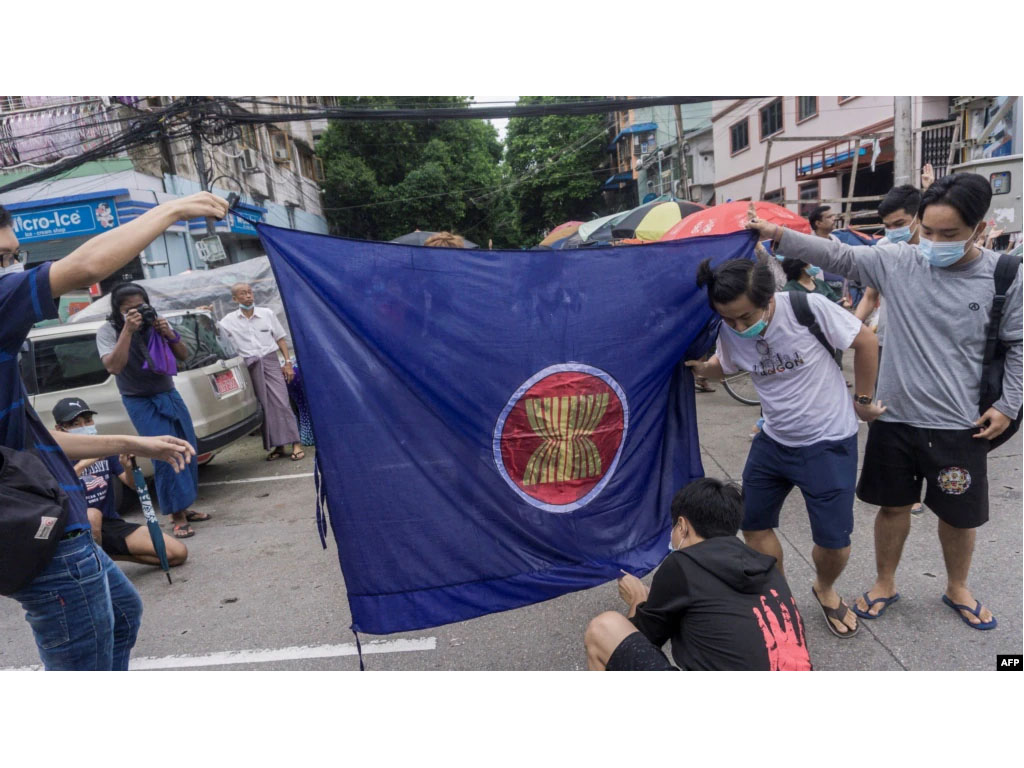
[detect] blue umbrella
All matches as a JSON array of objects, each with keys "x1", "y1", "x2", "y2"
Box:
[{"x1": 130, "y1": 456, "x2": 172, "y2": 584}]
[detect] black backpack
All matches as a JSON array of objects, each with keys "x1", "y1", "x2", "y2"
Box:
[
  {"x1": 979, "y1": 253, "x2": 1023, "y2": 452},
  {"x1": 0, "y1": 446, "x2": 70, "y2": 596},
  {"x1": 788, "y1": 291, "x2": 844, "y2": 368}
]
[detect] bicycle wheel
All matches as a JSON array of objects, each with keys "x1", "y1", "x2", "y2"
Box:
[{"x1": 722, "y1": 371, "x2": 760, "y2": 406}]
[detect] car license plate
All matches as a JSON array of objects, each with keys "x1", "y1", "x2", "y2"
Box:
[{"x1": 213, "y1": 369, "x2": 240, "y2": 396}]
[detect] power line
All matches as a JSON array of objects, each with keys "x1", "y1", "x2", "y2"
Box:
[{"x1": 223, "y1": 96, "x2": 746, "y2": 124}]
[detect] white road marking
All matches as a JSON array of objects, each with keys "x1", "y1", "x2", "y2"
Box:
[
  {"x1": 2, "y1": 636, "x2": 437, "y2": 671},
  {"x1": 199, "y1": 472, "x2": 314, "y2": 487}
]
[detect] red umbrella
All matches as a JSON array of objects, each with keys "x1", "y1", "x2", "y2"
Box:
[{"x1": 659, "y1": 201, "x2": 811, "y2": 240}]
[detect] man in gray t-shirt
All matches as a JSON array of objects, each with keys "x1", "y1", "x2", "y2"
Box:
[{"x1": 747, "y1": 174, "x2": 1022, "y2": 633}]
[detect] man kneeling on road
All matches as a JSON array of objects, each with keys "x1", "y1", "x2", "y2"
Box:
[
  {"x1": 52, "y1": 398, "x2": 187, "y2": 569},
  {"x1": 584, "y1": 478, "x2": 812, "y2": 671}
]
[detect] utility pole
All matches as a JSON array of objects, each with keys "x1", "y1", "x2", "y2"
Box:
[
  {"x1": 893, "y1": 96, "x2": 913, "y2": 186},
  {"x1": 673, "y1": 103, "x2": 690, "y2": 201},
  {"x1": 188, "y1": 98, "x2": 227, "y2": 264},
  {"x1": 189, "y1": 103, "x2": 218, "y2": 238}
]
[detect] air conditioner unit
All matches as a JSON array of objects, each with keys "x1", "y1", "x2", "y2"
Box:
[
  {"x1": 273, "y1": 146, "x2": 291, "y2": 163},
  {"x1": 240, "y1": 148, "x2": 259, "y2": 173}
]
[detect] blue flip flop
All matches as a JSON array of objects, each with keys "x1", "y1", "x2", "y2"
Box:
[
  {"x1": 851, "y1": 592, "x2": 900, "y2": 620},
  {"x1": 942, "y1": 595, "x2": 997, "y2": 630}
]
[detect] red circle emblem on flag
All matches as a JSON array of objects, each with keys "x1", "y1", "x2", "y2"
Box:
[{"x1": 493, "y1": 363, "x2": 629, "y2": 513}]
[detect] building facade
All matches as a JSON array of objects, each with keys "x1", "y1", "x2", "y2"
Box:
[
  {"x1": 711, "y1": 96, "x2": 951, "y2": 220},
  {"x1": 0, "y1": 96, "x2": 330, "y2": 297},
  {"x1": 603, "y1": 100, "x2": 714, "y2": 207}
]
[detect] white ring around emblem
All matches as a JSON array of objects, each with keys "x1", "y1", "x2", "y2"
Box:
[{"x1": 492, "y1": 362, "x2": 630, "y2": 514}]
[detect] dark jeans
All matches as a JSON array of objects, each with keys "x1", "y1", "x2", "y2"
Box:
[{"x1": 10, "y1": 534, "x2": 143, "y2": 670}]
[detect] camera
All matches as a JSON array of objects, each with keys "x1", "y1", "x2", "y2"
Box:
[{"x1": 137, "y1": 303, "x2": 159, "y2": 328}]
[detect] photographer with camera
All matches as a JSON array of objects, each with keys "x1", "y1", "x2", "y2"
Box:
[{"x1": 97, "y1": 282, "x2": 210, "y2": 539}]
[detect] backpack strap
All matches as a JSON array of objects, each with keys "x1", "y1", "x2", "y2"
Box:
[
  {"x1": 983, "y1": 254, "x2": 1023, "y2": 367},
  {"x1": 788, "y1": 291, "x2": 841, "y2": 366}
]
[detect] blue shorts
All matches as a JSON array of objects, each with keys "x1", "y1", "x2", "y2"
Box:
[{"x1": 741, "y1": 431, "x2": 858, "y2": 549}]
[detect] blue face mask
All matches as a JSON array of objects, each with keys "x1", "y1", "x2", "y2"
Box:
[
  {"x1": 239, "y1": 303, "x2": 254, "y2": 311},
  {"x1": 725, "y1": 309, "x2": 768, "y2": 339},
  {"x1": 919, "y1": 237, "x2": 970, "y2": 268},
  {"x1": 806, "y1": 265, "x2": 822, "y2": 277},
  {"x1": 884, "y1": 219, "x2": 917, "y2": 243},
  {"x1": 68, "y1": 425, "x2": 98, "y2": 435}
]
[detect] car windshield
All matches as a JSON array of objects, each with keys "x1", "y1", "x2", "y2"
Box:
[{"x1": 168, "y1": 313, "x2": 239, "y2": 370}]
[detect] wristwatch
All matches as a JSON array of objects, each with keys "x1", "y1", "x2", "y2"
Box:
[{"x1": 853, "y1": 394, "x2": 873, "y2": 406}]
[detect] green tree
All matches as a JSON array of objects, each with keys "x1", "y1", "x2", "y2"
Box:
[
  {"x1": 317, "y1": 97, "x2": 520, "y2": 247},
  {"x1": 504, "y1": 96, "x2": 610, "y2": 245}
]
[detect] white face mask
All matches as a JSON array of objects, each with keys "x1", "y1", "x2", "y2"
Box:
[
  {"x1": 1, "y1": 262, "x2": 25, "y2": 276},
  {"x1": 67, "y1": 425, "x2": 98, "y2": 435},
  {"x1": 668, "y1": 522, "x2": 684, "y2": 552}
]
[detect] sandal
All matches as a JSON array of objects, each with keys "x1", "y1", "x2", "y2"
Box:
[
  {"x1": 290, "y1": 448, "x2": 306, "y2": 461},
  {"x1": 172, "y1": 523, "x2": 195, "y2": 539},
  {"x1": 185, "y1": 510, "x2": 211, "y2": 522},
  {"x1": 812, "y1": 586, "x2": 859, "y2": 639},
  {"x1": 266, "y1": 447, "x2": 285, "y2": 461},
  {"x1": 851, "y1": 591, "x2": 900, "y2": 620},
  {"x1": 942, "y1": 595, "x2": 997, "y2": 630},
  {"x1": 694, "y1": 377, "x2": 716, "y2": 393}
]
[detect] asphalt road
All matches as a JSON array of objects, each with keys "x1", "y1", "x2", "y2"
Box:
[{"x1": 2, "y1": 369, "x2": 1021, "y2": 671}]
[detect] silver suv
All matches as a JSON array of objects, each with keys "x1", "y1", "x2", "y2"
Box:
[{"x1": 22, "y1": 310, "x2": 263, "y2": 476}]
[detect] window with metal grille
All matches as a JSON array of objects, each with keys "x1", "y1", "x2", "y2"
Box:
[
  {"x1": 763, "y1": 188, "x2": 784, "y2": 203},
  {"x1": 760, "y1": 99, "x2": 783, "y2": 139},
  {"x1": 1, "y1": 96, "x2": 26, "y2": 112},
  {"x1": 239, "y1": 124, "x2": 259, "y2": 151}
]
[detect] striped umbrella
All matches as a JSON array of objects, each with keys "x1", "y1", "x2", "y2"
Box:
[
  {"x1": 610, "y1": 200, "x2": 706, "y2": 241},
  {"x1": 577, "y1": 211, "x2": 630, "y2": 243},
  {"x1": 538, "y1": 221, "x2": 584, "y2": 248}
]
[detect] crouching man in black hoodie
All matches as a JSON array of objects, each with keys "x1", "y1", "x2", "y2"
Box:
[{"x1": 584, "y1": 478, "x2": 812, "y2": 671}]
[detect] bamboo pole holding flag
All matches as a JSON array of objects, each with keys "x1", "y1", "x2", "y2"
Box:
[{"x1": 129, "y1": 456, "x2": 172, "y2": 584}]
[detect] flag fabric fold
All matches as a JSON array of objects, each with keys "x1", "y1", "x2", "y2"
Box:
[{"x1": 257, "y1": 223, "x2": 754, "y2": 634}]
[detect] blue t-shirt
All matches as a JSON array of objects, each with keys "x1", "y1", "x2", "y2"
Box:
[
  {"x1": 80, "y1": 455, "x2": 125, "y2": 520},
  {"x1": 0, "y1": 264, "x2": 89, "y2": 531}
]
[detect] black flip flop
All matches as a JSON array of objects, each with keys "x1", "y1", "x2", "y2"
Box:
[{"x1": 812, "y1": 587, "x2": 859, "y2": 639}]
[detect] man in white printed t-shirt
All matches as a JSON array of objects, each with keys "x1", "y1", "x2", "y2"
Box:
[{"x1": 686, "y1": 255, "x2": 883, "y2": 639}]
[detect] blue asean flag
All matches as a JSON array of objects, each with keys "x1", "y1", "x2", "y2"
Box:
[{"x1": 258, "y1": 223, "x2": 754, "y2": 635}]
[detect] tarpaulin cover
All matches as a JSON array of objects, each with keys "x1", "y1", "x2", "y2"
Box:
[
  {"x1": 257, "y1": 223, "x2": 755, "y2": 635},
  {"x1": 68, "y1": 256, "x2": 291, "y2": 342}
]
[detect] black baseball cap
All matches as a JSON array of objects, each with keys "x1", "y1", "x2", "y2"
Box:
[{"x1": 52, "y1": 397, "x2": 97, "y2": 425}]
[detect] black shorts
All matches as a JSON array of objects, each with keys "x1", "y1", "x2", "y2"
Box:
[
  {"x1": 606, "y1": 632, "x2": 678, "y2": 672},
  {"x1": 857, "y1": 421, "x2": 989, "y2": 528},
  {"x1": 101, "y1": 517, "x2": 142, "y2": 557}
]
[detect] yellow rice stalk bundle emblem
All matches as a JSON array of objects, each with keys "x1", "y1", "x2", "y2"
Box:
[{"x1": 522, "y1": 394, "x2": 609, "y2": 485}]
